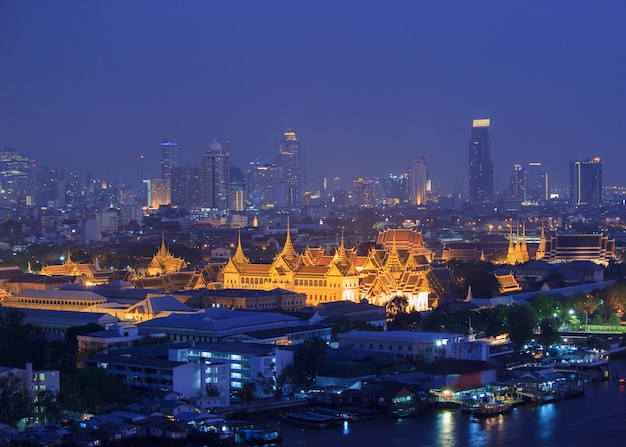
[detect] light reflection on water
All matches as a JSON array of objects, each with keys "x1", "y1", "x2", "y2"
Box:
[{"x1": 278, "y1": 359, "x2": 626, "y2": 447}]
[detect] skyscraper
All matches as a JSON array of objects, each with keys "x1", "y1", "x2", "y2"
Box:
[
  {"x1": 504, "y1": 164, "x2": 526, "y2": 201},
  {"x1": 526, "y1": 162, "x2": 548, "y2": 202},
  {"x1": 569, "y1": 157, "x2": 603, "y2": 205},
  {"x1": 0, "y1": 146, "x2": 35, "y2": 206},
  {"x1": 160, "y1": 139, "x2": 178, "y2": 179},
  {"x1": 275, "y1": 129, "x2": 302, "y2": 210},
  {"x1": 468, "y1": 119, "x2": 494, "y2": 204},
  {"x1": 171, "y1": 164, "x2": 200, "y2": 209},
  {"x1": 408, "y1": 156, "x2": 428, "y2": 206},
  {"x1": 199, "y1": 140, "x2": 229, "y2": 211}
]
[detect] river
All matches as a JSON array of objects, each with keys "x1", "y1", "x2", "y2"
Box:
[{"x1": 279, "y1": 357, "x2": 626, "y2": 447}]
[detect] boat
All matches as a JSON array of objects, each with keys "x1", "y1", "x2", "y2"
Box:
[
  {"x1": 312, "y1": 407, "x2": 360, "y2": 422},
  {"x1": 281, "y1": 411, "x2": 337, "y2": 428},
  {"x1": 471, "y1": 401, "x2": 512, "y2": 418}
]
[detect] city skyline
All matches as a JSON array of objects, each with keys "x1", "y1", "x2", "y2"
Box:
[{"x1": 1, "y1": 2, "x2": 625, "y2": 194}]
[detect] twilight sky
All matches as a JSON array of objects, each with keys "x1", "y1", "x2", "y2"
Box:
[{"x1": 1, "y1": 1, "x2": 625, "y2": 195}]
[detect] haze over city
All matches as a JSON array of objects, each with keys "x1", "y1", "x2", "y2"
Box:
[{"x1": 1, "y1": 1, "x2": 625, "y2": 194}]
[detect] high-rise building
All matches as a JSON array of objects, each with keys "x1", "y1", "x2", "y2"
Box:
[
  {"x1": 171, "y1": 165, "x2": 200, "y2": 209},
  {"x1": 468, "y1": 118, "x2": 494, "y2": 203},
  {"x1": 146, "y1": 178, "x2": 171, "y2": 209},
  {"x1": 275, "y1": 130, "x2": 302, "y2": 210},
  {"x1": 505, "y1": 164, "x2": 526, "y2": 201},
  {"x1": 0, "y1": 146, "x2": 35, "y2": 206},
  {"x1": 569, "y1": 157, "x2": 603, "y2": 205},
  {"x1": 199, "y1": 140, "x2": 229, "y2": 211},
  {"x1": 248, "y1": 161, "x2": 281, "y2": 209},
  {"x1": 526, "y1": 162, "x2": 548, "y2": 202},
  {"x1": 352, "y1": 178, "x2": 376, "y2": 208},
  {"x1": 160, "y1": 140, "x2": 178, "y2": 179},
  {"x1": 382, "y1": 173, "x2": 408, "y2": 206},
  {"x1": 37, "y1": 168, "x2": 65, "y2": 208},
  {"x1": 408, "y1": 157, "x2": 428, "y2": 206}
]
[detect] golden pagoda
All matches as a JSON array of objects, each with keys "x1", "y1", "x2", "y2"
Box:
[{"x1": 146, "y1": 232, "x2": 185, "y2": 276}]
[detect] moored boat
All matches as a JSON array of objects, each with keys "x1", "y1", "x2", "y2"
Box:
[
  {"x1": 471, "y1": 401, "x2": 512, "y2": 418},
  {"x1": 281, "y1": 411, "x2": 337, "y2": 428}
]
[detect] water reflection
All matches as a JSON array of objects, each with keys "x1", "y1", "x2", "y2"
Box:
[{"x1": 434, "y1": 410, "x2": 456, "y2": 447}]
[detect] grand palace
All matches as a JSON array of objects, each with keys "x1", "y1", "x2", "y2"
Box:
[{"x1": 222, "y1": 227, "x2": 435, "y2": 310}]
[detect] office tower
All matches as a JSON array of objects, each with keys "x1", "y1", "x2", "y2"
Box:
[
  {"x1": 569, "y1": 157, "x2": 603, "y2": 205},
  {"x1": 526, "y1": 162, "x2": 548, "y2": 202},
  {"x1": 505, "y1": 164, "x2": 526, "y2": 200},
  {"x1": 37, "y1": 168, "x2": 65, "y2": 208},
  {"x1": 160, "y1": 140, "x2": 178, "y2": 179},
  {"x1": 199, "y1": 140, "x2": 230, "y2": 211},
  {"x1": 0, "y1": 146, "x2": 35, "y2": 206},
  {"x1": 468, "y1": 118, "x2": 494, "y2": 203},
  {"x1": 171, "y1": 165, "x2": 200, "y2": 208},
  {"x1": 248, "y1": 161, "x2": 281, "y2": 209},
  {"x1": 382, "y1": 173, "x2": 408, "y2": 206},
  {"x1": 275, "y1": 129, "x2": 302, "y2": 209},
  {"x1": 408, "y1": 156, "x2": 428, "y2": 206},
  {"x1": 146, "y1": 178, "x2": 171, "y2": 209},
  {"x1": 352, "y1": 178, "x2": 376, "y2": 208},
  {"x1": 229, "y1": 166, "x2": 246, "y2": 211}
]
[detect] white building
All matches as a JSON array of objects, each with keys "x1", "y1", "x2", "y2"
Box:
[{"x1": 337, "y1": 330, "x2": 514, "y2": 363}]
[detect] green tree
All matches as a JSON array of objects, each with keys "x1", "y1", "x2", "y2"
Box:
[
  {"x1": 506, "y1": 305, "x2": 537, "y2": 350},
  {"x1": 60, "y1": 367, "x2": 134, "y2": 414},
  {"x1": 531, "y1": 294, "x2": 559, "y2": 321},
  {"x1": 608, "y1": 313, "x2": 621, "y2": 327},
  {"x1": 591, "y1": 314, "x2": 604, "y2": 326},
  {"x1": 538, "y1": 318, "x2": 560, "y2": 348},
  {"x1": 0, "y1": 372, "x2": 30, "y2": 425},
  {"x1": 386, "y1": 295, "x2": 409, "y2": 321},
  {"x1": 0, "y1": 309, "x2": 47, "y2": 369}
]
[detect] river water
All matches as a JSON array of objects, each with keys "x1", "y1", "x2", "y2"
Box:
[{"x1": 279, "y1": 357, "x2": 626, "y2": 447}]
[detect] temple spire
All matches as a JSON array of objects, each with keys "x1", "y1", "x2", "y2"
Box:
[{"x1": 536, "y1": 219, "x2": 546, "y2": 260}]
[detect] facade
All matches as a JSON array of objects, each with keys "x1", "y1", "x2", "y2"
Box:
[
  {"x1": 408, "y1": 156, "x2": 428, "y2": 206},
  {"x1": 146, "y1": 178, "x2": 171, "y2": 209},
  {"x1": 171, "y1": 165, "x2": 200, "y2": 208},
  {"x1": 0, "y1": 146, "x2": 35, "y2": 206},
  {"x1": 352, "y1": 178, "x2": 376, "y2": 208},
  {"x1": 337, "y1": 331, "x2": 514, "y2": 363},
  {"x1": 222, "y1": 227, "x2": 433, "y2": 310},
  {"x1": 505, "y1": 164, "x2": 526, "y2": 201},
  {"x1": 274, "y1": 129, "x2": 302, "y2": 210},
  {"x1": 2, "y1": 289, "x2": 108, "y2": 312},
  {"x1": 543, "y1": 233, "x2": 615, "y2": 266},
  {"x1": 569, "y1": 157, "x2": 603, "y2": 205},
  {"x1": 199, "y1": 140, "x2": 229, "y2": 211},
  {"x1": 526, "y1": 162, "x2": 548, "y2": 202},
  {"x1": 180, "y1": 288, "x2": 307, "y2": 312},
  {"x1": 84, "y1": 354, "x2": 201, "y2": 399},
  {"x1": 160, "y1": 140, "x2": 178, "y2": 179},
  {"x1": 248, "y1": 161, "x2": 281, "y2": 209},
  {"x1": 169, "y1": 342, "x2": 294, "y2": 397},
  {"x1": 468, "y1": 118, "x2": 493, "y2": 204}
]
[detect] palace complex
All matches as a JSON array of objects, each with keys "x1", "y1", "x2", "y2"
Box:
[{"x1": 222, "y1": 227, "x2": 434, "y2": 310}]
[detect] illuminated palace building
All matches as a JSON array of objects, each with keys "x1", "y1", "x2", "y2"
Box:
[{"x1": 222, "y1": 227, "x2": 434, "y2": 310}]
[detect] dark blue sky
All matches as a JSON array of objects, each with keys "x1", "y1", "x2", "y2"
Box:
[{"x1": 1, "y1": 1, "x2": 625, "y2": 194}]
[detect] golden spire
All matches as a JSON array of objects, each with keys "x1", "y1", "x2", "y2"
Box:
[
  {"x1": 520, "y1": 222, "x2": 529, "y2": 262},
  {"x1": 536, "y1": 219, "x2": 546, "y2": 260},
  {"x1": 281, "y1": 218, "x2": 297, "y2": 260},
  {"x1": 231, "y1": 230, "x2": 250, "y2": 271},
  {"x1": 506, "y1": 224, "x2": 517, "y2": 265}
]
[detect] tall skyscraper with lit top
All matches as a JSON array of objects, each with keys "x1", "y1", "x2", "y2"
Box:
[
  {"x1": 160, "y1": 139, "x2": 178, "y2": 179},
  {"x1": 468, "y1": 118, "x2": 494, "y2": 203},
  {"x1": 275, "y1": 129, "x2": 302, "y2": 209}
]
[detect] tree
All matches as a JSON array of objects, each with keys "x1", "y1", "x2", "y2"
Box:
[
  {"x1": 60, "y1": 367, "x2": 134, "y2": 414},
  {"x1": 32, "y1": 389, "x2": 62, "y2": 426},
  {"x1": 386, "y1": 295, "x2": 409, "y2": 321},
  {"x1": 239, "y1": 382, "x2": 256, "y2": 404},
  {"x1": 531, "y1": 294, "x2": 559, "y2": 321},
  {"x1": 506, "y1": 305, "x2": 537, "y2": 350},
  {"x1": 538, "y1": 318, "x2": 560, "y2": 348},
  {"x1": 0, "y1": 309, "x2": 47, "y2": 369},
  {"x1": 608, "y1": 313, "x2": 621, "y2": 327},
  {"x1": 0, "y1": 372, "x2": 30, "y2": 425}
]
